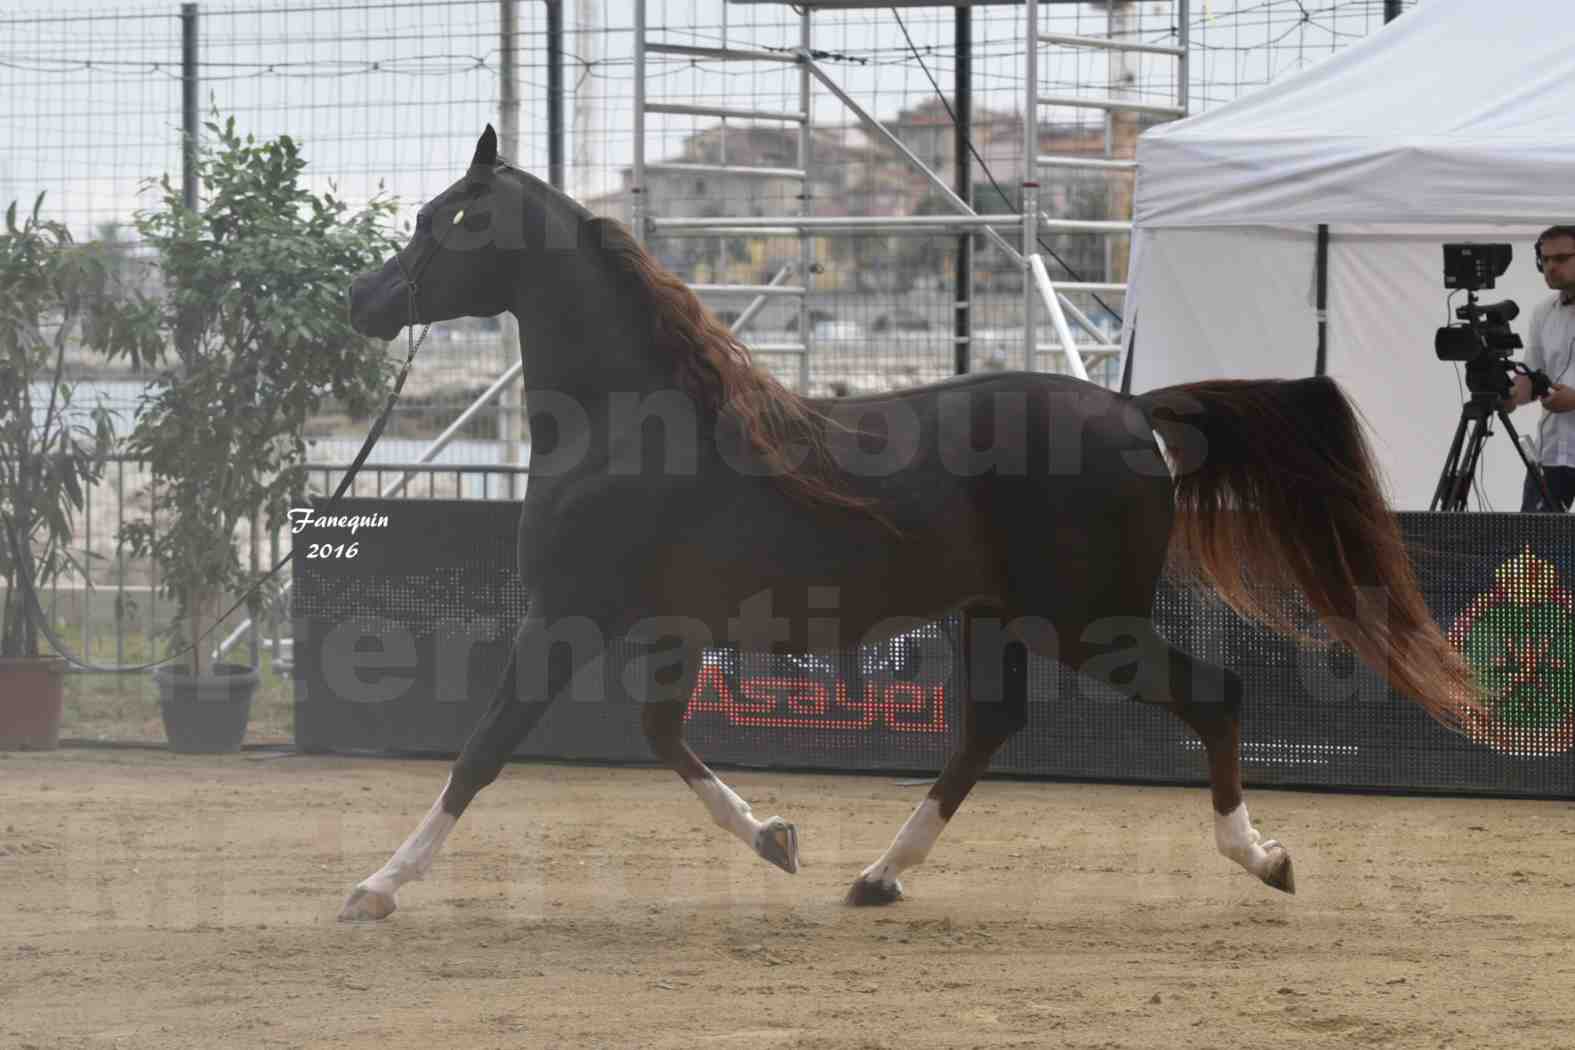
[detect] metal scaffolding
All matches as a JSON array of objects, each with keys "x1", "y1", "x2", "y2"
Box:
[
  {"x1": 215, "y1": 0, "x2": 1190, "y2": 664},
  {"x1": 632, "y1": 0, "x2": 1190, "y2": 388}
]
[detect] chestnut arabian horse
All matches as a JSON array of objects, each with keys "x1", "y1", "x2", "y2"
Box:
[{"x1": 340, "y1": 126, "x2": 1485, "y2": 919}]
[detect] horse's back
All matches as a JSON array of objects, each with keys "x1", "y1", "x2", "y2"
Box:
[
  {"x1": 518, "y1": 370, "x2": 1172, "y2": 637},
  {"x1": 704, "y1": 371, "x2": 1171, "y2": 628},
  {"x1": 813, "y1": 370, "x2": 1166, "y2": 504}
]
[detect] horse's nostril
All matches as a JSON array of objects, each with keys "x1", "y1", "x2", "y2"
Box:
[{"x1": 347, "y1": 278, "x2": 377, "y2": 333}]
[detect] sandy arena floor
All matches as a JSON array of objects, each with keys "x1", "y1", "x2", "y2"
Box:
[{"x1": 2, "y1": 747, "x2": 1573, "y2": 1049}]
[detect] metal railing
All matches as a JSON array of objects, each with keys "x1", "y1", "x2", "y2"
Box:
[{"x1": 5, "y1": 456, "x2": 530, "y2": 679}]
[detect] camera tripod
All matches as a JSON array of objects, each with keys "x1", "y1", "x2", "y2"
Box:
[{"x1": 1430, "y1": 392, "x2": 1554, "y2": 511}]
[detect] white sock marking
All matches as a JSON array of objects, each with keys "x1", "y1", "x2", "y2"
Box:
[
  {"x1": 689, "y1": 774, "x2": 765, "y2": 849},
  {"x1": 858, "y1": 797, "x2": 946, "y2": 889},
  {"x1": 358, "y1": 776, "x2": 460, "y2": 900},
  {"x1": 1214, "y1": 802, "x2": 1277, "y2": 878}
]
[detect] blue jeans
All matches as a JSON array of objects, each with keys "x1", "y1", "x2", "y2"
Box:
[{"x1": 1520, "y1": 464, "x2": 1575, "y2": 511}]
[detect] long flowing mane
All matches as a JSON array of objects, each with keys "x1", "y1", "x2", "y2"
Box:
[{"x1": 587, "y1": 216, "x2": 872, "y2": 514}]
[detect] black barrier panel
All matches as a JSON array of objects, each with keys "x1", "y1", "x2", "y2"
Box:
[{"x1": 291, "y1": 500, "x2": 1574, "y2": 798}]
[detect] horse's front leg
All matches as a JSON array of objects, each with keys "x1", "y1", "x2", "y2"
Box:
[
  {"x1": 843, "y1": 730, "x2": 1005, "y2": 906},
  {"x1": 640, "y1": 678, "x2": 800, "y2": 875},
  {"x1": 339, "y1": 616, "x2": 589, "y2": 920},
  {"x1": 338, "y1": 775, "x2": 462, "y2": 921},
  {"x1": 845, "y1": 622, "x2": 1026, "y2": 906}
]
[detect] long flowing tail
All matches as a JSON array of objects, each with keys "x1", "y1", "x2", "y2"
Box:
[{"x1": 1136, "y1": 376, "x2": 1489, "y2": 733}]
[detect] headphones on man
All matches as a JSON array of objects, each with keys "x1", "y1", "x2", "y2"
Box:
[{"x1": 1534, "y1": 225, "x2": 1575, "y2": 273}]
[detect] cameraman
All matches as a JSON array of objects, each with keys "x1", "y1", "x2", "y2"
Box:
[{"x1": 1504, "y1": 225, "x2": 1575, "y2": 511}]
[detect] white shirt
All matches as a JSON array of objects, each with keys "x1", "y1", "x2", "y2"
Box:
[{"x1": 1522, "y1": 291, "x2": 1575, "y2": 468}]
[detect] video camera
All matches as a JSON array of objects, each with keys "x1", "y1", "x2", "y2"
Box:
[
  {"x1": 1434, "y1": 295, "x2": 1522, "y2": 361},
  {"x1": 1428, "y1": 242, "x2": 1558, "y2": 512},
  {"x1": 1433, "y1": 242, "x2": 1550, "y2": 400}
]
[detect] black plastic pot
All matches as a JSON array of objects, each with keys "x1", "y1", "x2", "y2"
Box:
[{"x1": 153, "y1": 662, "x2": 260, "y2": 754}]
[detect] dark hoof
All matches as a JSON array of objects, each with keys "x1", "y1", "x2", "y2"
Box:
[
  {"x1": 1261, "y1": 842, "x2": 1296, "y2": 895},
  {"x1": 844, "y1": 877, "x2": 903, "y2": 907},
  {"x1": 755, "y1": 817, "x2": 799, "y2": 874}
]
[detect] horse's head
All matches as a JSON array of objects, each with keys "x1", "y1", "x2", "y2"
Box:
[{"x1": 349, "y1": 125, "x2": 584, "y2": 340}]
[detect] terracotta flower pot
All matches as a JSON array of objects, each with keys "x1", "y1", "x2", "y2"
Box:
[{"x1": 0, "y1": 655, "x2": 67, "y2": 750}]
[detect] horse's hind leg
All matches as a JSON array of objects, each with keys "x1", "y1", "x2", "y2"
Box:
[
  {"x1": 1116, "y1": 627, "x2": 1295, "y2": 894},
  {"x1": 1181, "y1": 689, "x2": 1295, "y2": 893},
  {"x1": 845, "y1": 613, "x2": 1026, "y2": 906},
  {"x1": 640, "y1": 657, "x2": 800, "y2": 875},
  {"x1": 338, "y1": 615, "x2": 590, "y2": 921}
]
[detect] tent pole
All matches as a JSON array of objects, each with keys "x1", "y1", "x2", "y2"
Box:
[
  {"x1": 1120, "y1": 324, "x2": 1135, "y2": 393},
  {"x1": 1314, "y1": 223, "x2": 1329, "y2": 376},
  {"x1": 547, "y1": 0, "x2": 564, "y2": 190}
]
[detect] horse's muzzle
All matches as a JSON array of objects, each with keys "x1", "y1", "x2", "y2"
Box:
[{"x1": 348, "y1": 260, "x2": 407, "y2": 341}]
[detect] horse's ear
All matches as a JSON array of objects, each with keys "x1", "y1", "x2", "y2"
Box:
[{"x1": 473, "y1": 125, "x2": 498, "y2": 167}]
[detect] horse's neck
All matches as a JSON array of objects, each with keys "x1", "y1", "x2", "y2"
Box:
[{"x1": 506, "y1": 247, "x2": 679, "y2": 453}]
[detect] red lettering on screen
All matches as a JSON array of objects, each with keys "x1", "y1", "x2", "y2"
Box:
[{"x1": 685, "y1": 667, "x2": 947, "y2": 734}]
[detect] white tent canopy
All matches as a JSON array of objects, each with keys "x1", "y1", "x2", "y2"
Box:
[{"x1": 1123, "y1": 0, "x2": 1575, "y2": 511}]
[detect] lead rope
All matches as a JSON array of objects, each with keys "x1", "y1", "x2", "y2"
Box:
[{"x1": 2, "y1": 280, "x2": 431, "y2": 673}]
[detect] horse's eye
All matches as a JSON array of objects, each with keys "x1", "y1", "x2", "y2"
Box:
[{"x1": 452, "y1": 209, "x2": 465, "y2": 226}]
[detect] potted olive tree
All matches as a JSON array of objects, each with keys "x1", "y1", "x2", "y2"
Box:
[
  {"x1": 0, "y1": 196, "x2": 155, "y2": 748},
  {"x1": 99, "y1": 115, "x2": 400, "y2": 752}
]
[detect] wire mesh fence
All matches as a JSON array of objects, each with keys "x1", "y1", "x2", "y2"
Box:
[
  {"x1": 3, "y1": 0, "x2": 1413, "y2": 425},
  {"x1": 3, "y1": 0, "x2": 1413, "y2": 732}
]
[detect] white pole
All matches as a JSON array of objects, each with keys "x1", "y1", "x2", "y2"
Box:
[
  {"x1": 1030, "y1": 254, "x2": 1089, "y2": 381},
  {"x1": 632, "y1": 0, "x2": 646, "y2": 242},
  {"x1": 1023, "y1": 0, "x2": 1040, "y2": 370}
]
